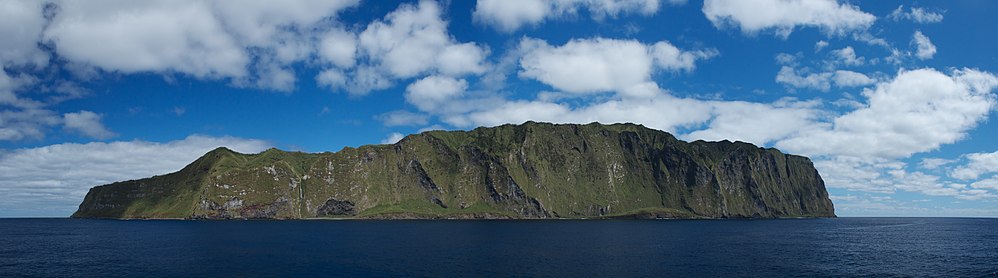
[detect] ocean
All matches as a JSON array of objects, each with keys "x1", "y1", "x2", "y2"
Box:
[{"x1": 1, "y1": 218, "x2": 996, "y2": 277}]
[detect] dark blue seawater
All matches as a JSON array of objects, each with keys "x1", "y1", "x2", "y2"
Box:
[{"x1": 1, "y1": 218, "x2": 997, "y2": 277}]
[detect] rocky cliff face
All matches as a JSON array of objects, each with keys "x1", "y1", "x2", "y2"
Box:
[{"x1": 72, "y1": 122, "x2": 835, "y2": 219}]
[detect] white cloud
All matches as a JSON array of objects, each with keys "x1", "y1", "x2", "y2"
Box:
[
  {"x1": 0, "y1": 1, "x2": 48, "y2": 67},
  {"x1": 830, "y1": 46, "x2": 864, "y2": 66},
  {"x1": 357, "y1": 1, "x2": 486, "y2": 78},
  {"x1": 777, "y1": 68, "x2": 998, "y2": 160},
  {"x1": 440, "y1": 92, "x2": 820, "y2": 148},
  {"x1": 682, "y1": 99, "x2": 821, "y2": 145},
  {"x1": 62, "y1": 110, "x2": 115, "y2": 139},
  {"x1": 702, "y1": 0, "x2": 875, "y2": 38},
  {"x1": 812, "y1": 157, "x2": 898, "y2": 193},
  {"x1": 44, "y1": 1, "x2": 249, "y2": 79},
  {"x1": 811, "y1": 157, "x2": 994, "y2": 200},
  {"x1": 651, "y1": 41, "x2": 719, "y2": 72},
  {"x1": 380, "y1": 132, "x2": 405, "y2": 144},
  {"x1": 772, "y1": 68, "x2": 998, "y2": 197},
  {"x1": 814, "y1": 40, "x2": 829, "y2": 52},
  {"x1": 890, "y1": 170, "x2": 961, "y2": 197},
  {"x1": 776, "y1": 66, "x2": 832, "y2": 91},
  {"x1": 405, "y1": 75, "x2": 468, "y2": 111},
  {"x1": 209, "y1": 0, "x2": 358, "y2": 47},
  {"x1": 474, "y1": 0, "x2": 664, "y2": 32},
  {"x1": 951, "y1": 150, "x2": 998, "y2": 180},
  {"x1": 377, "y1": 110, "x2": 430, "y2": 127},
  {"x1": 473, "y1": 0, "x2": 549, "y2": 32},
  {"x1": 775, "y1": 53, "x2": 798, "y2": 65},
  {"x1": 832, "y1": 70, "x2": 875, "y2": 87},
  {"x1": 971, "y1": 178, "x2": 998, "y2": 190},
  {"x1": 920, "y1": 158, "x2": 954, "y2": 170},
  {"x1": 0, "y1": 135, "x2": 271, "y2": 217},
  {"x1": 912, "y1": 30, "x2": 937, "y2": 60},
  {"x1": 39, "y1": 0, "x2": 358, "y2": 91},
  {"x1": 324, "y1": 1, "x2": 487, "y2": 95},
  {"x1": 318, "y1": 28, "x2": 357, "y2": 69},
  {"x1": 0, "y1": 107, "x2": 61, "y2": 141},
  {"x1": 0, "y1": 69, "x2": 62, "y2": 141},
  {"x1": 0, "y1": 70, "x2": 39, "y2": 107},
  {"x1": 777, "y1": 67, "x2": 878, "y2": 91},
  {"x1": 888, "y1": 5, "x2": 944, "y2": 24},
  {"x1": 450, "y1": 95, "x2": 715, "y2": 133},
  {"x1": 520, "y1": 38, "x2": 651, "y2": 95},
  {"x1": 315, "y1": 69, "x2": 349, "y2": 89},
  {"x1": 518, "y1": 37, "x2": 714, "y2": 97}
]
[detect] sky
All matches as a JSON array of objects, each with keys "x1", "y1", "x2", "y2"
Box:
[{"x1": 2, "y1": 0, "x2": 998, "y2": 217}]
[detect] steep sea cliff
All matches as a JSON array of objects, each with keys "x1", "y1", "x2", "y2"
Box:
[{"x1": 73, "y1": 122, "x2": 834, "y2": 219}]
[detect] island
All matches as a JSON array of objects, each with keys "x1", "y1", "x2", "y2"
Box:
[{"x1": 72, "y1": 122, "x2": 835, "y2": 219}]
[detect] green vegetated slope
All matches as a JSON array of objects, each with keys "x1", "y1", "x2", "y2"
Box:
[{"x1": 72, "y1": 122, "x2": 835, "y2": 219}]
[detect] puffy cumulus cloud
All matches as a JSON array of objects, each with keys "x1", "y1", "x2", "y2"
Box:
[
  {"x1": 62, "y1": 110, "x2": 115, "y2": 139},
  {"x1": 40, "y1": 0, "x2": 358, "y2": 91},
  {"x1": 888, "y1": 5, "x2": 944, "y2": 24},
  {"x1": 405, "y1": 75, "x2": 468, "y2": 111},
  {"x1": 518, "y1": 37, "x2": 715, "y2": 97},
  {"x1": 702, "y1": 0, "x2": 875, "y2": 38},
  {"x1": 318, "y1": 28, "x2": 357, "y2": 69},
  {"x1": 210, "y1": 0, "x2": 359, "y2": 91},
  {"x1": 774, "y1": 52, "x2": 798, "y2": 66},
  {"x1": 951, "y1": 150, "x2": 998, "y2": 180},
  {"x1": 44, "y1": 1, "x2": 249, "y2": 79},
  {"x1": 651, "y1": 41, "x2": 720, "y2": 72},
  {"x1": 769, "y1": 68, "x2": 998, "y2": 197},
  {"x1": 775, "y1": 67, "x2": 874, "y2": 91},
  {"x1": 831, "y1": 70, "x2": 875, "y2": 87},
  {"x1": 320, "y1": 1, "x2": 488, "y2": 95},
  {"x1": 912, "y1": 31, "x2": 937, "y2": 60},
  {"x1": 830, "y1": 46, "x2": 864, "y2": 66},
  {"x1": 777, "y1": 68, "x2": 998, "y2": 160},
  {"x1": 776, "y1": 66, "x2": 832, "y2": 91},
  {"x1": 209, "y1": 0, "x2": 358, "y2": 48},
  {"x1": 520, "y1": 38, "x2": 652, "y2": 95},
  {"x1": 0, "y1": 135, "x2": 270, "y2": 217},
  {"x1": 474, "y1": 0, "x2": 665, "y2": 32},
  {"x1": 0, "y1": 1, "x2": 49, "y2": 67},
  {"x1": 403, "y1": 36, "x2": 807, "y2": 149},
  {"x1": 474, "y1": 0, "x2": 549, "y2": 33},
  {"x1": 814, "y1": 40, "x2": 829, "y2": 52}
]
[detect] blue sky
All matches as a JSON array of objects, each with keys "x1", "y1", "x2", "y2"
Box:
[{"x1": 2, "y1": 0, "x2": 998, "y2": 217}]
